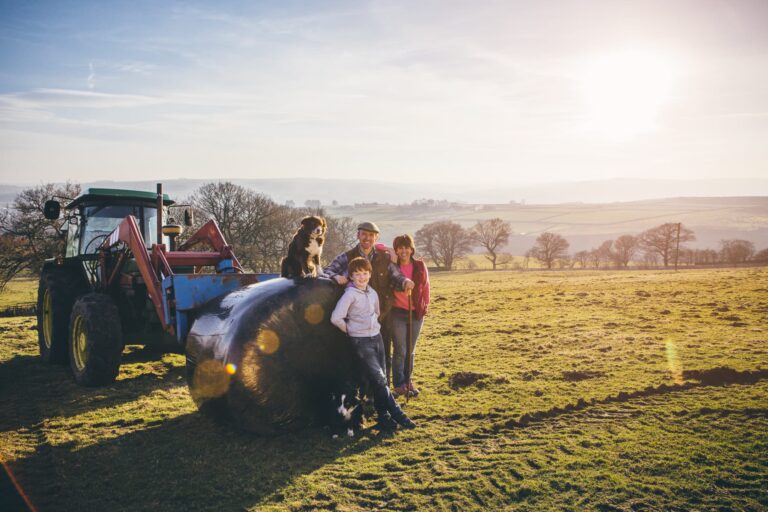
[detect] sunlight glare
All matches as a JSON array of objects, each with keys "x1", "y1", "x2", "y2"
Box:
[
  {"x1": 665, "y1": 338, "x2": 684, "y2": 385},
  {"x1": 579, "y1": 49, "x2": 680, "y2": 140}
]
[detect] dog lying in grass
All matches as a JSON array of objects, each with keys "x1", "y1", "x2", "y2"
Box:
[
  {"x1": 281, "y1": 215, "x2": 327, "y2": 278},
  {"x1": 323, "y1": 388, "x2": 365, "y2": 438}
]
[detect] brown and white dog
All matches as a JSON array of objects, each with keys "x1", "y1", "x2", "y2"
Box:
[{"x1": 280, "y1": 215, "x2": 327, "y2": 278}]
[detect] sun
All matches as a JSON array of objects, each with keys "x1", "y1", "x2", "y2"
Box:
[{"x1": 578, "y1": 48, "x2": 680, "y2": 140}]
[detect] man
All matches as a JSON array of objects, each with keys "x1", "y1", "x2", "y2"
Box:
[{"x1": 325, "y1": 221, "x2": 414, "y2": 385}]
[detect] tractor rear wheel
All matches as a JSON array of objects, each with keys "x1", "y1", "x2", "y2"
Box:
[
  {"x1": 69, "y1": 293, "x2": 124, "y2": 386},
  {"x1": 37, "y1": 269, "x2": 81, "y2": 364}
]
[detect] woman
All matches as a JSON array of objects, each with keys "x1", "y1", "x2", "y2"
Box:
[{"x1": 389, "y1": 234, "x2": 430, "y2": 397}]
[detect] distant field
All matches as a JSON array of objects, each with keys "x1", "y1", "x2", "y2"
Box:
[
  {"x1": 326, "y1": 196, "x2": 768, "y2": 254},
  {"x1": 1, "y1": 268, "x2": 766, "y2": 511},
  {"x1": 0, "y1": 278, "x2": 36, "y2": 308}
]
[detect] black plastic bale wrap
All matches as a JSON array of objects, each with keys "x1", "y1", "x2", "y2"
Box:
[{"x1": 185, "y1": 277, "x2": 359, "y2": 434}]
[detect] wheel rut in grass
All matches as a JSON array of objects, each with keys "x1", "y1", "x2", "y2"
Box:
[
  {"x1": 398, "y1": 375, "x2": 768, "y2": 511},
  {"x1": 418, "y1": 367, "x2": 768, "y2": 430}
]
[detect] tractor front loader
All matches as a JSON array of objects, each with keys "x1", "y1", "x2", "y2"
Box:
[{"x1": 38, "y1": 184, "x2": 276, "y2": 386}]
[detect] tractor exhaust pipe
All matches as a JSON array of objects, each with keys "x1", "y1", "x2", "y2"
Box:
[{"x1": 156, "y1": 183, "x2": 163, "y2": 247}]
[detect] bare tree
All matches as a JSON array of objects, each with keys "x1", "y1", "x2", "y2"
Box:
[
  {"x1": 470, "y1": 218, "x2": 512, "y2": 270},
  {"x1": 497, "y1": 253, "x2": 514, "y2": 269},
  {"x1": 247, "y1": 204, "x2": 304, "y2": 272},
  {"x1": 529, "y1": 232, "x2": 569, "y2": 269},
  {"x1": 0, "y1": 182, "x2": 81, "y2": 290},
  {"x1": 415, "y1": 221, "x2": 472, "y2": 270},
  {"x1": 693, "y1": 248, "x2": 719, "y2": 265},
  {"x1": 679, "y1": 247, "x2": 696, "y2": 266},
  {"x1": 189, "y1": 182, "x2": 280, "y2": 247},
  {"x1": 322, "y1": 214, "x2": 358, "y2": 266},
  {"x1": 189, "y1": 182, "x2": 288, "y2": 272},
  {"x1": 611, "y1": 234, "x2": 639, "y2": 268},
  {"x1": 589, "y1": 240, "x2": 614, "y2": 268},
  {"x1": 719, "y1": 239, "x2": 755, "y2": 264},
  {"x1": 640, "y1": 223, "x2": 695, "y2": 267},
  {"x1": 754, "y1": 248, "x2": 768, "y2": 263},
  {"x1": 642, "y1": 251, "x2": 659, "y2": 268},
  {"x1": 522, "y1": 249, "x2": 532, "y2": 269},
  {"x1": 573, "y1": 250, "x2": 590, "y2": 268}
]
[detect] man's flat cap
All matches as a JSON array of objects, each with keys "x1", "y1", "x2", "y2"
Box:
[{"x1": 357, "y1": 221, "x2": 380, "y2": 233}]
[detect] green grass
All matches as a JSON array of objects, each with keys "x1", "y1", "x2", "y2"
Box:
[
  {"x1": 0, "y1": 277, "x2": 36, "y2": 308},
  {"x1": 1, "y1": 268, "x2": 767, "y2": 511}
]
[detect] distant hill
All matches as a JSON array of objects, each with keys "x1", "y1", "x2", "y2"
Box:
[
  {"x1": 1, "y1": 177, "x2": 766, "y2": 206},
  {"x1": 325, "y1": 196, "x2": 768, "y2": 254},
  {"x1": 1, "y1": 178, "x2": 766, "y2": 254}
]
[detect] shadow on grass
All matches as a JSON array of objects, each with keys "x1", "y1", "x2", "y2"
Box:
[
  {"x1": 2, "y1": 351, "x2": 387, "y2": 510},
  {"x1": 0, "y1": 354, "x2": 187, "y2": 433},
  {"x1": 11, "y1": 410, "x2": 385, "y2": 512}
]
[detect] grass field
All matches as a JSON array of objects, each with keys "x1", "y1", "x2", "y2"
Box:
[
  {"x1": 0, "y1": 278, "x2": 36, "y2": 309},
  {"x1": 1, "y1": 268, "x2": 766, "y2": 511}
]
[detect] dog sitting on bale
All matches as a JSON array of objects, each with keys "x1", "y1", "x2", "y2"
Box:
[{"x1": 281, "y1": 215, "x2": 326, "y2": 279}]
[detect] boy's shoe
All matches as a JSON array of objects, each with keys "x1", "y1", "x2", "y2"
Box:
[
  {"x1": 387, "y1": 395, "x2": 416, "y2": 429},
  {"x1": 407, "y1": 382, "x2": 420, "y2": 397},
  {"x1": 391, "y1": 411, "x2": 416, "y2": 429},
  {"x1": 393, "y1": 385, "x2": 409, "y2": 397},
  {"x1": 376, "y1": 413, "x2": 398, "y2": 431}
]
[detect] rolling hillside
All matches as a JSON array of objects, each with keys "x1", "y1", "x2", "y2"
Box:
[
  {"x1": 1, "y1": 179, "x2": 766, "y2": 254},
  {"x1": 326, "y1": 196, "x2": 768, "y2": 254}
]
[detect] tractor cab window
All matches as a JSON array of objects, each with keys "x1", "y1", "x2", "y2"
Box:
[{"x1": 81, "y1": 205, "x2": 166, "y2": 254}]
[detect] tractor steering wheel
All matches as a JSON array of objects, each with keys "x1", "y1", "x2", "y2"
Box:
[{"x1": 83, "y1": 233, "x2": 110, "y2": 255}]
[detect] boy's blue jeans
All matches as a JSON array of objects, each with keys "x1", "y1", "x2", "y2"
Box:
[{"x1": 349, "y1": 333, "x2": 391, "y2": 416}]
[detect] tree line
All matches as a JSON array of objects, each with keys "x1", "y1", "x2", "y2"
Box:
[
  {"x1": 0, "y1": 181, "x2": 357, "y2": 290},
  {"x1": 0, "y1": 182, "x2": 765, "y2": 290},
  {"x1": 415, "y1": 218, "x2": 768, "y2": 270}
]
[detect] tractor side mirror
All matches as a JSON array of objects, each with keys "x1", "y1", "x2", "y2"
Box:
[
  {"x1": 184, "y1": 209, "x2": 194, "y2": 227},
  {"x1": 43, "y1": 200, "x2": 61, "y2": 220}
]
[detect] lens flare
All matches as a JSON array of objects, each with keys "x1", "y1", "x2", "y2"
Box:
[
  {"x1": 304, "y1": 303, "x2": 324, "y2": 325},
  {"x1": 665, "y1": 338, "x2": 683, "y2": 384},
  {"x1": 192, "y1": 359, "x2": 231, "y2": 399},
  {"x1": 225, "y1": 363, "x2": 237, "y2": 375},
  {"x1": 257, "y1": 329, "x2": 280, "y2": 354}
]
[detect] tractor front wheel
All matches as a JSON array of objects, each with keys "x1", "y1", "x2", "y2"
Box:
[
  {"x1": 37, "y1": 270, "x2": 80, "y2": 364},
  {"x1": 69, "y1": 293, "x2": 124, "y2": 386}
]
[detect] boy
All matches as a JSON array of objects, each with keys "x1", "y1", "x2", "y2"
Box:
[{"x1": 331, "y1": 257, "x2": 416, "y2": 431}]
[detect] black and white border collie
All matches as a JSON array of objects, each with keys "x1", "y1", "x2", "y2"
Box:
[
  {"x1": 281, "y1": 215, "x2": 327, "y2": 279},
  {"x1": 324, "y1": 389, "x2": 364, "y2": 438}
]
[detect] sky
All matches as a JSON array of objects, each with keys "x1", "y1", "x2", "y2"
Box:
[{"x1": 0, "y1": 0, "x2": 767, "y2": 186}]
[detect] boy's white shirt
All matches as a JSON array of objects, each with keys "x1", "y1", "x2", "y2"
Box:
[{"x1": 330, "y1": 284, "x2": 381, "y2": 337}]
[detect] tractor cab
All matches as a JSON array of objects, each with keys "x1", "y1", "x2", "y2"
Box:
[{"x1": 45, "y1": 188, "x2": 175, "y2": 257}]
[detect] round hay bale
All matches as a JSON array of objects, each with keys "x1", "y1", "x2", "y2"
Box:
[{"x1": 185, "y1": 277, "x2": 359, "y2": 434}]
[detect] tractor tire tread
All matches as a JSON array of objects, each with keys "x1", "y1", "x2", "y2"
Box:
[
  {"x1": 37, "y1": 268, "x2": 85, "y2": 364},
  {"x1": 69, "y1": 293, "x2": 123, "y2": 386}
]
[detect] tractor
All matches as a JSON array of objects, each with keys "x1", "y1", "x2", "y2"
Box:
[{"x1": 37, "y1": 184, "x2": 277, "y2": 386}]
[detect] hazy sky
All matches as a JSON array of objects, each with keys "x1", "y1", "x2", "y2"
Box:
[{"x1": 1, "y1": 0, "x2": 766, "y2": 185}]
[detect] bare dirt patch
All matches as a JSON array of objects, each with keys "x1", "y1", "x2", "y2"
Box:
[
  {"x1": 562, "y1": 370, "x2": 607, "y2": 381},
  {"x1": 449, "y1": 371, "x2": 490, "y2": 389}
]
